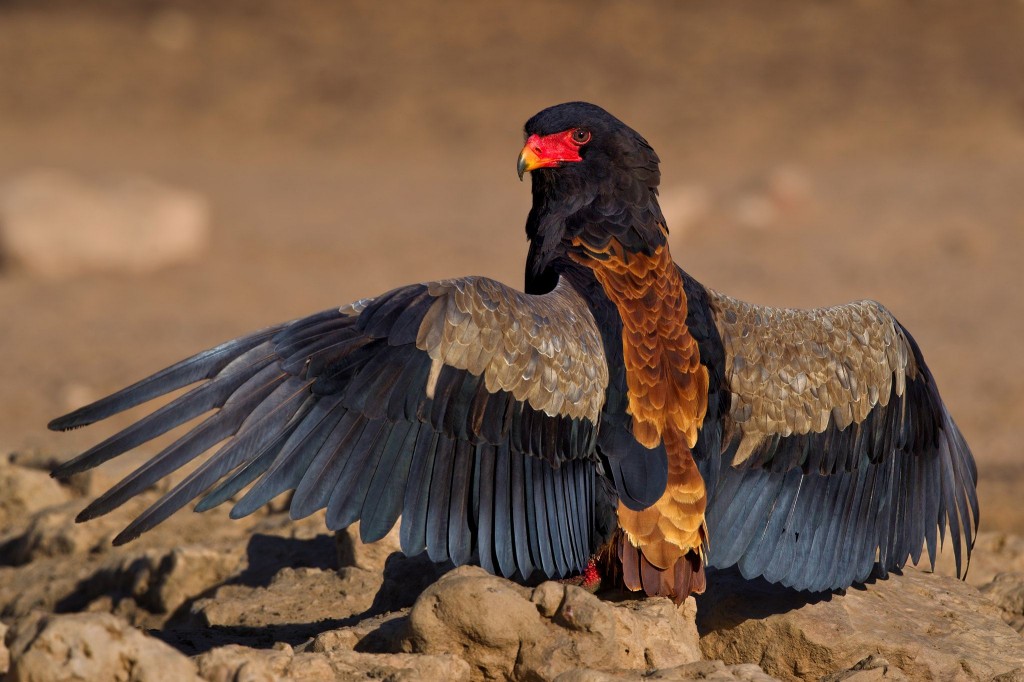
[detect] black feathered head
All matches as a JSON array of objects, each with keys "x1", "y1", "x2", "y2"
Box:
[{"x1": 518, "y1": 102, "x2": 666, "y2": 283}]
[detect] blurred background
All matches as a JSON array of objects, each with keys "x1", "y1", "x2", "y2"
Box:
[{"x1": 0, "y1": 0, "x2": 1021, "y2": 532}]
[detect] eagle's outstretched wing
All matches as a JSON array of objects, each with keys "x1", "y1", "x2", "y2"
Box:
[
  {"x1": 50, "y1": 276, "x2": 667, "y2": 581},
  {"x1": 700, "y1": 292, "x2": 979, "y2": 592}
]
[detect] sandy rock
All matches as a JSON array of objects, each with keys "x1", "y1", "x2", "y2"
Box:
[
  {"x1": 980, "y1": 572, "x2": 1024, "y2": 633},
  {"x1": 4, "y1": 502, "x2": 117, "y2": 565},
  {"x1": 311, "y1": 609, "x2": 409, "y2": 654},
  {"x1": 0, "y1": 559, "x2": 88, "y2": 620},
  {"x1": 58, "y1": 544, "x2": 243, "y2": 620},
  {"x1": 184, "y1": 533, "x2": 442, "y2": 647},
  {"x1": 309, "y1": 649, "x2": 472, "y2": 681},
  {"x1": 992, "y1": 670, "x2": 1024, "y2": 682},
  {"x1": 0, "y1": 169, "x2": 209, "y2": 278},
  {"x1": 699, "y1": 567, "x2": 1024, "y2": 681},
  {"x1": 194, "y1": 643, "x2": 294, "y2": 682},
  {"x1": 821, "y1": 655, "x2": 909, "y2": 681},
  {"x1": 130, "y1": 545, "x2": 243, "y2": 614},
  {"x1": 5, "y1": 611, "x2": 201, "y2": 682},
  {"x1": 191, "y1": 564, "x2": 379, "y2": 631},
  {"x1": 654, "y1": 661, "x2": 780, "y2": 681},
  {"x1": 196, "y1": 641, "x2": 472, "y2": 682},
  {"x1": 335, "y1": 521, "x2": 402, "y2": 572},
  {"x1": 402, "y1": 567, "x2": 545, "y2": 679},
  {"x1": 323, "y1": 647, "x2": 471, "y2": 679},
  {"x1": 0, "y1": 458, "x2": 72, "y2": 530},
  {"x1": 554, "y1": 660, "x2": 779, "y2": 681},
  {"x1": 0, "y1": 621, "x2": 9, "y2": 676},
  {"x1": 403, "y1": 565, "x2": 701, "y2": 681},
  {"x1": 939, "y1": 531, "x2": 1024, "y2": 586},
  {"x1": 0, "y1": 534, "x2": 244, "y2": 624}
]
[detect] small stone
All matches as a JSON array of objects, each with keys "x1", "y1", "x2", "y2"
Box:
[
  {"x1": 5, "y1": 612, "x2": 201, "y2": 681},
  {"x1": 980, "y1": 572, "x2": 1024, "y2": 633},
  {"x1": 5, "y1": 503, "x2": 116, "y2": 565},
  {"x1": 0, "y1": 458, "x2": 72, "y2": 530},
  {"x1": 142, "y1": 545, "x2": 242, "y2": 613},
  {"x1": 531, "y1": 580, "x2": 565, "y2": 618},
  {"x1": 311, "y1": 628, "x2": 359, "y2": 653}
]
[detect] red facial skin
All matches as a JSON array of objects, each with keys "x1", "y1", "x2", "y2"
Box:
[
  {"x1": 518, "y1": 129, "x2": 590, "y2": 175},
  {"x1": 525, "y1": 130, "x2": 585, "y2": 167}
]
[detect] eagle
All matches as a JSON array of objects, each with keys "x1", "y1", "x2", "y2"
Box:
[{"x1": 49, "y1": 102, "x2": 978, "y2": 603}]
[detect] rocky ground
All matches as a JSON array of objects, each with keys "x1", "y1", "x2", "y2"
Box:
[
  {"x1": 2, "y1": 455, "x2": 1023, "y2": 681},
  {"x1": 2, "y1": 2, "x2": 1024, "y2": 680}
]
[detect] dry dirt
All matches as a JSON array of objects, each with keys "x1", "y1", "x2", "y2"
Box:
[{"x1": 1, "y1": 1, "x2": 1023, "y2": 680}]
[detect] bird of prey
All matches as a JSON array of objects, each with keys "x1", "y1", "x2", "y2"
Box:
[{"x1": 49, "y1": 102, "x2": 978, "y2": 603}]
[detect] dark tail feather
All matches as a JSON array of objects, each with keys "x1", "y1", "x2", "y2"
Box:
[
  {"x1": 617, "y1": 535, "x2": 643, "y2": 592},
  {"x1": 672, "y1": 551, "x2": 705, "y2": 603},
  {"x1": 48, "y1": 329, "x2": 283, "y2": 432},
  {"x1": 616, "y1": 533, "x2": 705, "y2": 603},
  {"x1": 639, "y1": 553, "x2": 667, "y2": 597}
]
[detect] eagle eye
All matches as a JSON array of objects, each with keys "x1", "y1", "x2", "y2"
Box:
[{"x1": 570, "y1": 129, "x2": 591, "y2": 145}]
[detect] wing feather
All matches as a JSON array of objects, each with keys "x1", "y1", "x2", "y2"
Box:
[
  {"x1": 48, "y1": 325, "x2": 285, "y2": 432},
  {"x1": 400, "y1": 427, "x2": 438, "y2": 557},
  {"x1": 325, "y1": 418, "x2": 393, "y2": 529},
  {"x1": 359, "y1": 422, "x2": 420, "y2": 544},
  {"x1": 79, "y1": 371, "x2": 294, "y2": 523},
  {"x1": 701, "y1": 290, "x2": 979, "y2": 591},
  {"x1": 227, "y1": 397, "x2": 347, "y2": 517},
  {"x1": 50, "y1": 273, "x2": 657, "y2": 584},
  {"x1": 475, "y1": 443, "x2": 498, "y2": 575}
]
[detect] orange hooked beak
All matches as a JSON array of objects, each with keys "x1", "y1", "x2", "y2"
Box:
[
  {"x1": 517, "y1": 144, "x2": 547, "y2": 180},
  {"x1": 517, "y1": 132, "x2": 585, "y2": 180}
]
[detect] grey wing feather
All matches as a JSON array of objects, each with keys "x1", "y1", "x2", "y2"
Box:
[
  {"x1": 50, "y1": 276, "x2": 616, "y2": 582},
  {"x1": 702, "y1": 291, "x2": 978, "y2": 591}
]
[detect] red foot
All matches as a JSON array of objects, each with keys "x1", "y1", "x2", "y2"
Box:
[{"x1": 561, "y1": 557, "x2": 602, "y2": 593}]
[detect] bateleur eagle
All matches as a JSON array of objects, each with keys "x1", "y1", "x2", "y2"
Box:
[{"x1": 49, "y1": 102, "x2": 979, "y2": 602}]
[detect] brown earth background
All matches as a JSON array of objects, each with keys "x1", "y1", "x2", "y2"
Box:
[{"x1": 1, "y1": 0, "x2": 1022, "y2": 540}]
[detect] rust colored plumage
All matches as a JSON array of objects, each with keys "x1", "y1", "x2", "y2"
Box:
[
  {"x1": 571, "y1": 235, "x2": 710, "y2": 602},
  {"x1": 570, "y1": 235, "x2": 708, "y2": 449}
]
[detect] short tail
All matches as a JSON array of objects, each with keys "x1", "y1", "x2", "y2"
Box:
[{"x1": 604, "y1": 531, "x2": 706, "y2": 604}]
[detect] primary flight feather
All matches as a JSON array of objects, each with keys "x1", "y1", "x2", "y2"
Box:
[{"x1": 50, "y1": 102, "x2": 978, "y2": 602}]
